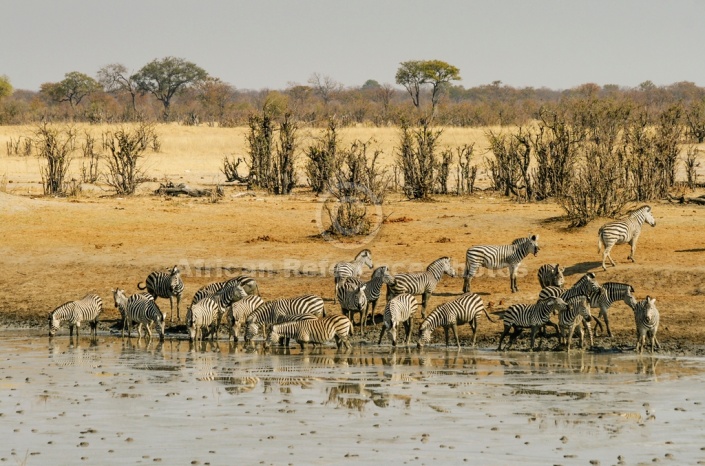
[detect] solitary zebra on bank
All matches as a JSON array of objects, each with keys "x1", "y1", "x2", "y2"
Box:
[
  {"x1": 333, "y1": 249, "x2": 373, "y2": 303},
  {"x1": 598, "y1": 205, "x2": 655, "y2": 270},
  {"x1": 417, "y1": 293, "x2": 494, "y2": 349},
  {"x1": 138, "y1": 265, "x2": 184, "y2": 322},
  {"x1": 463, "y1": 235, "x2": 540, "y2": 294},
  {"x1": 48, "y1": 294, "x2": 103, "y2": 338},
  {"x1": 631, "y1": 295, "x2": 660, "y2": 354},
  {"x1": 386, "y1": 257, "x2": 456, "y2": 319}
]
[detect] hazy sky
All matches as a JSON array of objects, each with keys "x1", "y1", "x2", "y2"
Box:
[{"x1": 3, "y1": 0, "x2": 704, "y2": 92}]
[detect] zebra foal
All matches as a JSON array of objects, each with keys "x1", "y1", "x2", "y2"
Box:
[
  {"x1": 113, "y1": 289, "x2": 165, "y2": 340},
  {"x1": 333, "y1": 249, "x2": 373, "y2": 303},
  {"x1": 337, "y1": 265, "x2": 394, "y2": 330},
  {"x1": 138, "y1": 265, "x2": 185, "y2": 322},
  {"x1": 537, "y1": 264, "x2": 565, "y2": 288},
  {"x1": 187, "y1": 282, "x2": 247, "y2": 342},
  {"x1": 245, "y1": 294, "x2": 325, "y2": 342},
  {"x1": 378, "y1": 294, "x2": 419, "y2": 347},
  {"x1": 631, "y1": 296, "x2": 660, "y2": 354},
  {"x1": 496, "y1": 297, "x2": 568, "y2": 351},
  {"x1": 48, "y1": 294, "x2": 103, "y2": 338},
  {"x1": 463, "y1": 235, "x2": 540, "y2": 294},
  {"x1": 598, "y1": 205, "x2": 655, "y2": 270},
  {"x1": 557, "y1": 296, "x2": 594, "y2": 352},
  {"x1": 417, "y1": 293, "x2": 494, "y2": 349},
  {"x1": 386, "y1": 257, "x2": 455, "y2": 319},
  {"x1": 266, "y1": 314, "x2": 353, "y2": 350}
]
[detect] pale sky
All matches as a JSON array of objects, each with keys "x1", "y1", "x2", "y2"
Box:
[{"x1": 3, "y1": 0, "x2": 704, "y2": 92}]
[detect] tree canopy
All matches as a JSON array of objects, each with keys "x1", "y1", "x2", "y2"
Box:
[
  {"x1": 40, "y1": 71, "x2": 100, "y2": 108},
  {"x1": 395, "y1": 59, "x2": 461, "y2": 116},
  {"x1": 0, "y1": 75, "x2": 12, "y2": 99}
]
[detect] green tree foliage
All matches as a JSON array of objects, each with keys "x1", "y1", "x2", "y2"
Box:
[
  {"x1": 0, "y1": 75, "x2": 12, "y2": 99},
  {"x1": 395, "y1": 60, "x2": 461, "y2": 116},
  {"x1": 131, "y1": 57, "x2": 208, "y2": 120},
  {"x1": 40, "y1": 72, "x2": 101, "y2": 109}
]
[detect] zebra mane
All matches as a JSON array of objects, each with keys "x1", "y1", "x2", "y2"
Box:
[{"x1": 355, "y1": 249, "x2": 372, "y2": 260}]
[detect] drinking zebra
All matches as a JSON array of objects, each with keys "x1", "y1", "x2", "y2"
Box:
[
  {"x1": 245, "y1": 294, "x2": 325, "y2": 342},
  {"x1": 335, "y1": 265, "x2": 394, "y2": 331},
  {"x1": 138, "y1": 265, "x2": 185, "y2": 322},
  {"x1": 496, "y1": 297, "x2": 568, "y2": 351},
  {"x1": 48, "y1": 293, "x2": 103, "y2": 338},
  {"x1": 335, "y1": 279, "x2": 367, "y2": 334},
  {"x1": 191, "y1": 275, "x2": 259, "y2": 307},
  {"x1": 598, "y1": 205, "x2": 656, "y2": 270},
  {"x1": 417, "y1": 293, "x2": 494, "y2": 349},
  {"x1": 187, "y1": 282, "x2": 247, "y2": 342},
  {"x1": 630, "y1": 296, "x2": 660, "y2": 354},
  {"x1": 463, "y1": 235, "x2": 540, "y2": 293},
  {"x1": 588, "y1": 282, "x2": 637, "y2": 338},
  {"x1": 557, "y1": 296, "x2": 593, "y2": 352},
  {"x1": 113, "y1": 288, "x2": 165, "y2": 340},
  {"x1": 228, "y1": 295, "x2": 265, "y2": 342},
  {"x1": 333, "y1": 249, "x2": 373, "y2": 303},
  {"x1": 378, "y1": 294, "x2": 419, "y2": 347},
  {"x1": 537, "y1": 264, "x2": 565, "y2": 288},
  {"x1": 266, "y1": 314, "x2": 353, "y2": 350},
  {"x1": 386, "y1": 257, "x2": 456, "y2": 319}
]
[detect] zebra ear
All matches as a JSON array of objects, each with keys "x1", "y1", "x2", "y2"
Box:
[
  {"x1": 530, "y1": 234, "x2": 538, "y2": 241},
  {"x1": 586, "y1": 272, "x2": 595, "y2": 279},
  {"x1": 648, "y1": 296, "x2": 656, "y2": 305}
]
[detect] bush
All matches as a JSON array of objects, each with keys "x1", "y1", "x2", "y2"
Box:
[
  {"x1": 103, "y1": 123, "x2": 154, "y2": 195},
  {"x1": 35, "y1": 124, "x2": 76, "y2": 196}
]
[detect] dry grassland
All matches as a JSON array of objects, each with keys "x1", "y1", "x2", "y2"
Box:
[{"x1": 1, "y1": 124, "x2": 704, "y2": 352}]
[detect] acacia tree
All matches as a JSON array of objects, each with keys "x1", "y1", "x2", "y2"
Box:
[
  {"x1": 131, "y1": 57, "x2": 208, "y2": 120},
  {"x1": 40, "y1": 71, "x2": 101, "y2": 109},
  {"x1": 395, "y1": 61, "x2": 425, "y2": 109},
  {"x1": 97, "y1": 63, "x2": 139, "y2": 115},
  {"x1": 395, "y1": 60, "x2": 461, "y2": 118}
]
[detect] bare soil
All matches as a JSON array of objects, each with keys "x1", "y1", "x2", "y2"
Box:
[{"x1": 2, "y1": 186, "x2": 704, "y2": 355}]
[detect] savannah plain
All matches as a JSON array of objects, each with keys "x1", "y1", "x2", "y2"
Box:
[{"x1": 1, "y1": 123, "x2": 704, "y2": 353}]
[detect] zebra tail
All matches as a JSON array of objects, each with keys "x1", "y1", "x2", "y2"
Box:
[
  {"x1": 137, "y1": 282, "x2": 147, "y2": 290},
  {"x1": 481, "y1": 309, "x2": 496, "y2": 323},
  {"x1": 597, "y1": 229, "x2": 604, "y2": 253}
]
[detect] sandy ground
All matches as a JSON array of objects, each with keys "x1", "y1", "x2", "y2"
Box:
[{"x1": 1, "y1": 181, "x2": 705, "y2": 354}]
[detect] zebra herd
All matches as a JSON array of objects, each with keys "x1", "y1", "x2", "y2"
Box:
[{"x1": 47, "y1": 205, "x2": 660, "y2": 353}]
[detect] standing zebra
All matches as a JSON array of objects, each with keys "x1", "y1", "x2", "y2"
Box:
[
  {"x1": 538, "y1": 272, "x2": 602, "y2": 336},
  {"x1": 48, "y1": 294, "x2": 103, "y2": 338},
  {"x1": 228, "y1": 294, "x2": 265, "y2": 342},
  {"x1": 187, "y1": 282, "x2": 247, "y2": 342},
  {"x1": 537, "y1": 264, "x2": 565, "y2": 288},
  {"x1": 386, "y1": 257, "x2": 456, "y2": 319},
  {"x1": 587, "y1": 282, "x2": 637, "y2": 338},
  {"x1": 378, "y1": 294, "x2": 419, "y2": 347},
  {"x1": 335, "y1": 265, "x2": 394, "y2": 331},
  {"x1": 138, "y1": 265, "x2": 185, "y2": 322},
  {"x1": 113, "y1": 289, "x2": 165, "y2": 340},
  {"x1": 336, "y1": 279, "x2": 367, "y2": 334},
  {"x1": 630, "y1": 296, "x2": 660, "y2": 354},
  {"x1": 496, "y1": 297, "x2": 568, "y2": 351},
  {"x1": 417, "y1": 293, "x2": 494, "y2": 349},
  {"x1": 463, "y1": 235, "x2": 540, "y2": 293},
  {"x1": 598, "y1": 205, "x2": 656, "y2": 270},
  {"x1": 245, "y1": 294, "x2": 325, "y2": 342},
  {"x1": 557, "y1": 296, "x2": 593, "y2": 352},
  {"x1": 266, "y1": 314, "x2": 353, "y2": 350},
  {"x1": 191, "y1": 275, "x2": 259, "y2": 307},
  {"x1": 333, "y1": 249, "x2": 373, "y2": 303}
]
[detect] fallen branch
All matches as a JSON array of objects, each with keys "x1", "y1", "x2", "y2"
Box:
[{"x1": 155, "y1": 182, "x2": 221, "y2": 198}]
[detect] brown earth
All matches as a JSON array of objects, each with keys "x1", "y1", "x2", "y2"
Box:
[{"x1": 1, "y1": 186, "x2": 704, "y2": 355}]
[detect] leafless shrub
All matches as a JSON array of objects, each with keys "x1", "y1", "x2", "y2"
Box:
[
  {"x1": 455, "y1": 143, "x2": 477, "y2": 195},
  {"x1": 221, "y1": 156, "x2": 248, "y2": 183},
  {"x1": 35, "y1": 124, "x2": 76, "y2": 196},
  {"x1": 305, "y1": 119, "x2": 338, "y2": 194},
  {"x1": 486, "y1": 128, "x2": 532, "y2": 200},
  {"x1": 396, "y1": 119, "x2": 442, "y2": 200},
  {"x1": 6, "y1": 137, "x2": 33, "y2": 156},
  {"x1": 103, "y1": 124, "x2": 154, "y2": 195},
  {"x1": 684, "y1": 145, "x2": 700, "y2": 190},
  {"x1": 436, "y1": 149, "x2": 452, "y2": 194},
  {"x1": 80, "y1": 131, "x2": 99, "y2": 183}
]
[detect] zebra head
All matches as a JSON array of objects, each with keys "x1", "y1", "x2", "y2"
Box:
[
  {"x1": 639, "y1": 296, "x2": 658, "y2": 321},
  {"x1": 641, "y1": 206, "x2": 656, "y2": 227},
  {"x1": 417, "y1": 319, "x2": 432, "y2": 348},
  {"x1": 553, "y1": 264, "x2": 565, "y2": 288},
  {"x1": 354, "y1": 284, "x2": 367, "y2": 311},
  {"x1": 529, "y1": 235, "x2": 540, "y2": 256},
  {"x1": 112, "y1": 288, "x2": 128, "y2": 317},
  {"x1": 264, "y1": 326, "x2": 280, "y2": 349},
  {"x1": 245, "y1": 322, "x2": 259, "y2": 342},
  {"x1": 358, "y1": 249, "x2": 374, "y2": 269},
  {"x1": 547, "y1": 296, "x2": 569, "y2": 314},
  {"x1": 372, "y1": 265, "x2": 389, "y2": 279},
  {"x1": 48, "y1": 311, "x2": 60, "y2": 337},
  {"x1": 428, "y1": 257, "x2": 456, "y2": 279}
]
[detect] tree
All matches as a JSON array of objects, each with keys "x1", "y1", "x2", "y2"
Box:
[
  {"x1": 395, "y1": 60, "x2": 425, "y2": 109},
  {"x1": 308, "y1": 73, "x2": 342, "y2": 106},
  {"x1": 97, "y1": 63, "x2": 139, "y2": 114},
  {"x1": 0, "y1": 75, "x2": 12, "y2": 100},
  {"x1": 197, "y1": 77, "x2": 236, "y2": 124},
  {"x1": 131, "y1": 57, "x2": 208, "y2": 120},
  {"x1": 395, "y1": 60, "x2": 461, "y2": 117},
  {"x1": 40, "y1": 71, "x2": 101, "y2": 109}
]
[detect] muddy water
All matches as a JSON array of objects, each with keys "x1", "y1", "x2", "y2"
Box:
[{"x1": 2, "y1": 332, "x2": 705, "y2": 465}]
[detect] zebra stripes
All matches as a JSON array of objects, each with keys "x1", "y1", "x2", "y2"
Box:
[
  {"x1": 245, "y1": 294, "x2": 325, "y2": 342},
  {"x1": 538, "y1": 272, "x2": 601, "y2": 303},
  {"x1": 598, "y1": 205, "x2": 656, "y2": 270},
  {"x1": 336, "y1": 265, "x2": 394, "y2": 331},
  {"x1": 378, "y1": 294, "x2": 419, "y2": 347},
  {"x1": 631, "y1": 296, "x2": 660, "y2": 354},
  {"x1": 463, "y1": 235, "x2": 540, "y2": 294},
  {"x1": 48, "y1": 293, "x2": 103, "y2": 338},
  {"x1": 336, "y1": 279, "x2": 367, "y2": 333},
  {"x1": 386, "y1": 257, "x2": 456, "y2": 319},
  {"x1": 588, "y1": 282, "x2": 636, "y2": 338},
  {"x1": 228, "y1": 295, "x2": 265, "y2": 342},
  {"x1": 557, "y1": 296, "x2": 593, "y2": 351},
  {"x1": 191, "y1": 275, "x2": 259, "y2": 307},
  {"x1": 333, "y1": 249, "x2": 373, "y2": 303},
  {"x1": 138, "y1": 265, "x2": 185, "y2": 322},
  {"x1": 266, "y1": 314, "x2": 353, "y2": 350},
  {"x1": 537, "y1": 264, "x2": 565, "y2": 288},
  {"x1": 496, "y1": 297, "x2": 568, "y2": 351},
  {"x1": 417, "y1": 293, "x2": 493, "y2": 349},
  {"x1": 113, "y1": 289, "x2": 165, "y2": 340},
  {"x1": 187, "y1": 282, "x2": 247, "y2": 342}
]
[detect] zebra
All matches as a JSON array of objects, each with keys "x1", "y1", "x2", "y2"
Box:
[
  {"x1": 138, "y1": 265, "x2": 185, "y2": 322},
  {"x1": 557, "y1": 295, "x2": 594, "y2": 352},
  {"x1": 228, "y1": 294, "x2": 265, "y2": 342},
  {"x1": 48, "y1": 294, "x2": 103, "y2": 338},
  {"x1": 245, "y1": 294, "x2": 325, "y2": 342},
  {"x1": 266, "y1": 314, "x2": 353, "y2": 350},
  {"x1": 537, "y1": 264, "x2": 565, "y2": 288},
  {"x1": 187, "y1": 282, "x2": 247, "y2": 342},
  {"x1": 335, "y1": 265, "x2": 395, "y2": 331},
  {"x1": 463, "y1": 235, "x2": 540, "y2": 293},
  {"x1": 333, "y1": 249, "x2": 373, "y2": 303},
  {"x1": 496, "y1": 297, "x2": 569, "y2": 351},
  {"x1": 587, "y1": 282, "x2": 637, "y2": 338},
  {"x1": 598, "y1": 205, "x2": 656, "y2": 270},
  {"x1": 113, "y1": 289, "x2": 165, "y2": 340},
  {"x1": 191, "y1": 275, "x2": 259, "y2": 307},
  {"x1": 378, "y1": 294, "x2": 419, "y2": 347},
  {"x1": 417, "y1": 293, "x2": 494, "y2": 349},
  {"x1": 386, "y1": 257, "x2": 456, "y2": 319},
  {"x1": 336, "y1": 279, "x2": 367, "y2": 334},
  {"x1": 630, "y1": 296, "x2": 660, "y2": 354}
]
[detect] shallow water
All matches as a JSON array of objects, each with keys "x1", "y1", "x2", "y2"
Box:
[{"x1": 2, "y1": 331, "x2": 705, "y2": 465}]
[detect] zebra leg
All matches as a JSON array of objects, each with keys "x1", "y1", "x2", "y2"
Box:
[
  {"x1": 506, "y1": 327, "x2": 523, "y2": 351},
  {"x1": 176, "y1": 295, "x2": 181, "y2": 322},
  {"x1": 421, "y1": 292, "x2": 430, "y2": 319},
  {"x1": 443, "y1": 326, "x2": 450, "y2": 347},
  {"x1": 628, "y1": 236, "x2": 639, "y2": 262},
  {"x1": 509, "y1": 265, "x2": 519, "y2": 293},
  {"x1": 404, "y1": 319, "x2": 413, "y2": 345},
  {"x1": 451, "y1": 323, "x2": 460, "y2": 349},
  {"x1": 604, "y1": 244, "x2": 617, "y2": 268},
  {"x1": 470, "y1": 318, "x2": 478, "y2": 347},
  {"x1": 378, "y1": 324, "x2": 387, "y2": 345},
  {"x1": 462, "y1": 265, "x2": 475, "y2": 294}
]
